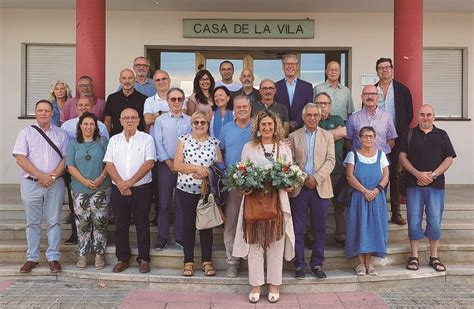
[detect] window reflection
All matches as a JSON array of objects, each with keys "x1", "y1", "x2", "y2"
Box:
[{"x1": 160, "y1": 52, "x2": 195, "y2": 96}]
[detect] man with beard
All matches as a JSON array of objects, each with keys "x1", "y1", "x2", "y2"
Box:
[
  {"x1": 230, "y1": 69, "x2": 261, "y2": 107},
  {"x1": 105, "y1": 69, "x2": 147, "y2": 137}
]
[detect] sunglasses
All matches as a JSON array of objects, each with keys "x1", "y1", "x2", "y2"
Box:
[
  {"x1": 192, "y1": 120, "x2": 208, "y2": 126},
  {"x1": 169, "y1": 97, "x2": 184, "y2": 103}
]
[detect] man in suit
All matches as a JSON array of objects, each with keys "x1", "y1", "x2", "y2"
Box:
[
  {"x1": 289, "y1": 103, "x2": 335, "y2": 279},
  {"x1": 375, "y1": 57, "x2": 413, "y2": 225},
  {"x1": 275, "y1": 54, "x2": 314, "y2": 132}
]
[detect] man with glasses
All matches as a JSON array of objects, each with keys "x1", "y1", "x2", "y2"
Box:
[
  {"x1": 289, "y1": 103, "x2": 335, "y2": 279},
  {"x1": 275, "y1": 54, "x2": 314, "y2": 132},
  {"x1": 131, "y1": 56, "x2": 155, "y2": 97},
  {"x1": 346, "y1": 85, "x2": 397, "y2": 172},
  {"x1": 104, "y1": 108, "x2": 155, "y2": 273},
  {"x1": 215, "y1": 61, "x2": 242, "y2": 92},
  {"x1": 152, "y1": 88, "x2": 191, "y2": 250},
  {"x1": 314, "y1": 61, "x2": 355, "y2": 122},
  {"x1": 144, "y1": 70, "x2": 173, "y2": 135},
  {"x1": 104, "y1": 69, "x2": 147, "y2": 137},
  {"x1": 375, "y1": 57, "x2": 414, "y2": 225},
  {"x1": 60, "y1": 76, "x2": 106, "y2": 123},
  {"x1": 253, "y1": 79, "x2": 290, "y2": 136},
  {"x1": 315, "y1": 92, "x2": 347, "y2": 247}
]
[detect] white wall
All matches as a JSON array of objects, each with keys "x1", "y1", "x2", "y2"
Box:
[{"x1": 1, "y1": 8, "x2": 472, "y2": 184}]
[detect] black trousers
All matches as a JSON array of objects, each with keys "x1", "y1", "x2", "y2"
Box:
[
  {"x1": 176, "y1": 189, "x2": 213, "y2": 263},
  {"x1": 111, "y1": 184, "x2": 151, "y2": 263},
  {"x1": 388, "y1": 148, "x2": 402, "y2": 217}
]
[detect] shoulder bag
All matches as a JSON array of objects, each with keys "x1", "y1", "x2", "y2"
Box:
[
  {"x1": 336, "y1": 151, "x2": 358, "y2": 206},
  {"x1": 196, "y1": 177, "x2": 225, "y2": 230}
]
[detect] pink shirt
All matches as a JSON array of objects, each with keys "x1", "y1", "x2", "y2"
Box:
[{"x1": 60, "y1": 96, "x2": 106, "y2": 123}]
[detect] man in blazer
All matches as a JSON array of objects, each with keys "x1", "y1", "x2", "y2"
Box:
[
  {"x1": 375, "y1": 57, "x2": 414, "y2": 225},
  {"x1": 289, "y1": 103, "x2": 335, "y2": 279},
  {"x1": 275, "y1": 54, "x2": 314, "y2": 132}
]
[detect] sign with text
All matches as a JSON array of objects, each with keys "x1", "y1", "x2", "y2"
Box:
[{"x1": 183, "y1": 19, "x2": 314, "y2": 39}]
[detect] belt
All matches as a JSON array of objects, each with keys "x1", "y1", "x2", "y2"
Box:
[
  {"x1": 26, "y1": 176, "x2": 38, "y2": 182},
  {"x1": 131, "y1": 183, "x2": 150, "y2": 191}
]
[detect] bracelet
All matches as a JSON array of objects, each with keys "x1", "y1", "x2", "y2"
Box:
[{"x1": 376, "y1": 184, "x2": 384, "y2": 192}]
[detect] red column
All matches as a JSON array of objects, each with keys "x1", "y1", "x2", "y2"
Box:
[
  {"x1": 394, "y1": 0, "x2": 423, "y2": 127},
  {"x1": 76, "y1": 0, "x2": 106, "y2": 99}
]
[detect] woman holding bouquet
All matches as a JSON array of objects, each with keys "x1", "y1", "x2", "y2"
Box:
[
  {"x1": 232, "y1": 110, "x2": 295, "y2": 303},
  {"x1": 174, "y1": 111, "x2": 223, "y2": 277}
]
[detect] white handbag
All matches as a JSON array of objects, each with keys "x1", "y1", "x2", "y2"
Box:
[{"x1": 196, "y1": 178, "x2": 225, "y2": 230}]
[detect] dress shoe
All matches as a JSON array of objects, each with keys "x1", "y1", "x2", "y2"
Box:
[
  {"x1": 48, "y1": 260, "x2": 62, "y2": 273},
  {"x1": 76, "y1": 256, "x2": 87, "y2": 269},
  {"x1": 138, "y1": 260, "x2": 150, "y2": 273},
  {"x1": 391, "y1": 215, "x2": 407, "y2": 225},
  {"x1": 95, "y1": 254, "x2": 105, "y2": 270},
  {"x1": 311, "y1": 265, "x2": 327, "y2": 279},
  {"x1": 19, "y1": 261, "x2": 39, "y2": 273},
  {"x1": 112, "y1": 261, "x2": 129, "y2": 273},
  {"x1": 294, "y1": 266, "x2": 306, "y2": 279}
]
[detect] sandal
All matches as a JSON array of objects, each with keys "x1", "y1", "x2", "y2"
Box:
[
  {"x1": 406, "y1": 256, "x2": 419, "y2": 271},
  {"x1": 429, "y1": 256, "x2": 446, "y2": 272},
  {"x1": 202, "y1": 261, "x2": 216, "y2": 276},
  {"x1": 182, "y1": 262, "x2": 194, "y2": 277}
]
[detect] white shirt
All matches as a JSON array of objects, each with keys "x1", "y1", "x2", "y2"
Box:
[
  {"x1": 103, "y1": 130, "x2": 156, "y2": 186},
  {"x1": 377, "y1": 82, "x2": 396, "y2": 123},
  {"x1": 215, "y1": 80, "x2": 242, "y2": 92},
  {"x1": 61, "y1": 117, "x2": 109, "y2": 140},
  {"x1": 343, "y1": 150, "x2": 389, "y2": 172}
]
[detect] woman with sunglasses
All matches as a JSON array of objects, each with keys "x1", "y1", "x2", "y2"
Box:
[
  {"x1": 344, "y1": 126, "x2": 389, "y2": 276},
  {"x1": 174, "y1": 111, "x2": 224, "y2": 277},
  {"x1": 210, "y1": 86, "x2": 234, "y2": 138},
  {"x1": 186, "y1": 70, "x2": 215, "y2": 119}
]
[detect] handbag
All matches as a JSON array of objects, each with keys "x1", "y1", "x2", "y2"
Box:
[
  {"x1": 336, "y1": 151, "x2": 358, "y2": 206},
  {"x1": 244, "y1": 188, "x2": 279, "y2": 221},
  {"x1": 196, "y1": 178, "x2": 225, "y2": 230}
]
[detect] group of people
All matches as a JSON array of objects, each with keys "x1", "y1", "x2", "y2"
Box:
[{"x1": 12, "y1": 54, "x2": 456, "y2": 303}]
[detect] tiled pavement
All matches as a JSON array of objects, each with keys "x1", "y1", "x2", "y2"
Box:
[{"x1": 0, "y1": 279, "x2": 472, "y2": 308}]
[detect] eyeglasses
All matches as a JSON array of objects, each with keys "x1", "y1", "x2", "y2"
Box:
[
  {"x1": 121, "y1": 116, "x2": 139, "y2": 121},
  {"x1": 304, "y1": 113, "x2": 320, "y2": 118},
  {"x1": 377, "y1": 65, "x2": 392, "y2": 71},
  {"x1": 315, "y1": 102, "x2": 331, "y2": 107},
  {"x1": 283, "y1": 62, "x2": 298, "y2": 66},
  {"x1": 260, "y1": 87, "x2": 275, "y2": 91},
  {"x1": 155, "y1": 77, "x2": 169, "y2": 82},
  {"x1": 192, "y1": 120, "x2": 208, "y2": 126},
  {"x1": 169, "y1": 97, "x2": 184, "y2": 103},
  {"x1": 360, "y1": 135, "x2": 375, "y2": 139},
  {"x1": 362, "y1": 93, "x2": 378, "y2": 97},
  {"x1": 78, "y1": 84, "x2": 92, "y2": 88},
  {"x1": 134, "y1": 64, "x2": 149, "y2": 68}
]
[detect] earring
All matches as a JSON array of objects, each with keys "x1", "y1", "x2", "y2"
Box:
[{"x1": 256, "y1": 131, "x2": 261, "y2": 137}]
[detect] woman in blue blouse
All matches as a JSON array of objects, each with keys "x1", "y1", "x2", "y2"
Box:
[
  {"x1": 66, "y1": 112, "x2": 111, "y2": 270},
  {"x1": 210, "y1": 86, "x2": 233, "y2": 138}
]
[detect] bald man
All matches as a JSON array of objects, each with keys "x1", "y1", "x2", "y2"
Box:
[
  {"x1": 230, "y1": 69, "x2": 261, "y2": 107},
  {"x1": 104, "y1": 69, "x2": 147, "y2": 136},
  {"x1": 314, "y1": 61, "x2": 354, "y2": 122}
]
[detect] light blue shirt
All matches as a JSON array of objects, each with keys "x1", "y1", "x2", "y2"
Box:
[
  {"x1": 304, "y1": 127, "x2": 317, "y2": 175},
  {"x1": 285, "y1": 78, "x2": 297, "y2": 106},
  {"x1": 377, "y1": 82, "x2": 396, "y2": 124},
  {"x1": 61, "y1": 117, "x2": 109, "y2": 140},
  {"x1": 117, "y1": 78, "x2": 155, "y2": 98},
  {"x1": 153, "y1": 112, "x2": 192, "y2": 162},
  {"x1": 219, "y1": 120, "x2": 252, "y2": 169}
]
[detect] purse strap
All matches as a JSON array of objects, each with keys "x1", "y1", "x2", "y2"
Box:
[
  {"x1": 31, "y1": 125, "x2": 63, "y2": 159},
  {"x1": 200, "y1": 177, "x2": 209, "y2": 195}
]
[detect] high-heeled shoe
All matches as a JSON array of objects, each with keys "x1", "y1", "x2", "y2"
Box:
[{"x1": 248, "y1": 290, "x2": 260, "y2": 303}]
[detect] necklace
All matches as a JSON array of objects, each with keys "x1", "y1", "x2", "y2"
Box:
[
  {"x1": 83, "y1": 141, "x2": 93, "y2": 160},
  {"x1": 260, "y1": 142, "x2": 275, "y2": 161}
]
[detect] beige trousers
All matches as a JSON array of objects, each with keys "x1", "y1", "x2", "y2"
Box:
[
  {"x1": 223, "y1": 190, "x2": 243, "y2": 265},
  {"x1": 248, "y1": 237, "x2": 285, "y2": 286}
]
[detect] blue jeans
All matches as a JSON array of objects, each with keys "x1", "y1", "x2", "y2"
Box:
[
  {"x1": 406, "y1": 187, "x2": 445, "y2": 240},
  {"x1": 20, "y1": 178, "x2": 65, "y2": 262}
]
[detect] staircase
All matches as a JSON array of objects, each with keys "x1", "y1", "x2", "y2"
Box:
[{"x1": 0, "y1": 184, "x2": 472, "y2": 292}]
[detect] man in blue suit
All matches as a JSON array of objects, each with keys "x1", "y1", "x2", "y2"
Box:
[{"x1": 275, "y1": 54, "x2": 314, "y2": 132}]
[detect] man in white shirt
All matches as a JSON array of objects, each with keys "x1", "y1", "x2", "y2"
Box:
[
  {"x1": 215, "y1": 61, "x2": 242, "y2": 92},
  {"x1": 143, "y1": 70, "x2": 172, "y2": 135},
  {"x1": 104, "y1": 108, "x2": 155, "y2": 274}
]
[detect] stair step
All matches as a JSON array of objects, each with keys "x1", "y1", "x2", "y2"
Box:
[
  {"x1": 0, "y1": 239, "x2": 471, "y2": 271},
  {"x1": 0, "y1": 263, "x2": 471, "y2": 292}
]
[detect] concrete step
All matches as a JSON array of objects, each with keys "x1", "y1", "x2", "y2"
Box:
[
  {"x1": 0, "y1": 263, "x2": 471, "y2": 293},
  {"x1": 0, "y1": 204, "x2": 71, "y2": 220},
  {"x1": 0, "y1": 239, "x2": 472, "y2": 271}
]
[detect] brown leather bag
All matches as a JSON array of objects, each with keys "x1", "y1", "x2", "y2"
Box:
[{"x1": 244, "y1": 188, "x2": 279, "y2": 222}]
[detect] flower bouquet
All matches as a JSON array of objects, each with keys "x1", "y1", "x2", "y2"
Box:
[
  {"x1": 223, "y1": 160, "x2": 266, "y2": 193},
  {"x1": 262, "y1": 158, "x2": 306, "y2": 192}
]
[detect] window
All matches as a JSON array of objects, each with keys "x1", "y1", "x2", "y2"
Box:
[
  {"x1": 24, "y1": 44, "x2": 76, "y2": 116},
  {"x1": 423, "y1": 49, "x2": 464, "y2": 118},
  {"x1": 159, "y1": 52, "x2": 195, "y2": 96}
]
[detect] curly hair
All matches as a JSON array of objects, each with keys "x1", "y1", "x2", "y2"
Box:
[
  {"x1": 250, "y1": 110, "x2": 285, "y2": 146},
  {"x1": 76, "y1": 112, "x2": 100, "y2": 143}
]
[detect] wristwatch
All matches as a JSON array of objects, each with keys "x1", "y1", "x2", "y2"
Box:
[
  {"x1": 431, "y1": 172, "x2": 438, "y2": 180},
  {"x1": 51, "y1": 175, "x2": 56, "y2": 181}
]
